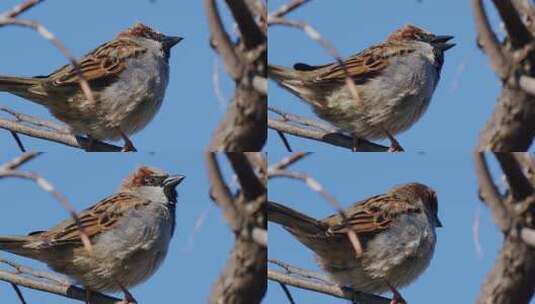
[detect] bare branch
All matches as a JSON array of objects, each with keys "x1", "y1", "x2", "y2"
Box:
[
  {"x1": 204, "y1": 0, "x2": 243, "y2": 80},
  {"x1": 1, "y1": 0, "x2": 44, "y2": 19},
  {"x1": 495, "y1": 153, "x2": 534, "y2": 201},
  {"x1": 471, "y1": 0, "x2": 510, "y2": 78},
  {"x1": 491, "y1": 0, "x2": 533, "y2": 48},
  {"x1": 0, "y1": 118, "x2": 121, "y2": 151},
  {"x1": 268, "y1": 164, "x2": 364, "y2": 257},
  {"x1": 268, "y1": 269, "x2": 390, "y2": 304},
  {"x1": 0, "y1": 151, "x2": 41, "y2": 171},
  {"x1": 268, "y1": 152, "x2": 311, "y2": 172},
  {"x1": 10, "y1": 283, "x2": 27, "y2": 304},
  {"x1": 224, "y1": 0, "x2": 265, "y2": 50},
  {"x1": 1, "y1": 106, "x2": 69, "y2": 133},
  {"x1": 206, "y1": 153, "x2": 266, "y2": 303},
  {"x1": 269, "y1": 0, "x2": 312, "y2": 18},
  {"x1": 473, "y1": 152, "x2": 510, "y2": 231},
  {"x1": 519, "y1": 75, "x2": 535, "y2": 96},
  {"x1": 0, "y1": 270, "x2": 121, "y2": 304},
  {"x1": 0, "y1": 18, "x2": 95, "y2": 109},
  {"x1": 226, "y1": 152, "x2": 266, "y2": 201},
  {"x1": 206, "y1": 152, "x2": 240, "y2": 232},
  {"x1": 269, "y1": 118, "x2": 388, "y2": 152},
  {"x1": 268, "y1": 17, "x2": 362, "y2": 109}
]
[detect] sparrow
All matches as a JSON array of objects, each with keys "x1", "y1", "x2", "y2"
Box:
[
  {"x1": 0, "y1": 166, "x2": 185, "y2": 303},
  {"x1": 0, "y1": 23, "x2": 183, "y2": 151},
  {"x1": 268, "y1": 24, "x2": 455, "y2": 151},
  {"x1": 267, "y1": 183, "x2": 442, "y2": 304}
]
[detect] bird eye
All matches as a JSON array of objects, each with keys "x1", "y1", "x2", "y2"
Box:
[{"x1": 144, "y1": 176, "x2": 160, "y2": 185}]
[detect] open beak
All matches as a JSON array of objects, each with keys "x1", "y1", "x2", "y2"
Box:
[
  {"x1": 432, "y1": 35, "x2": 455, "y2": 51},
  {"x1": 163, "y1": 174, "x2": 185, "y2": 188},
  {"x1": 164, "y1": 36, "x2": 183, "y2": 49}
]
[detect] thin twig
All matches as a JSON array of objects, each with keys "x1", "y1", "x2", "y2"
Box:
[
  {"x1": 0, "y1": 155, "x2": 93, "y2": 254},
  {"x1": 269, "y1": 258, "x2": 330, "y2": 283},
  {"x1": 269, "y1": 0, "x2": 312, "y2": 18},
  {"x1": 278, "y1": 283, "x2": 296, "y2": 304},
  {"x1": 269, "y1": 106, "x2": 338, "y2": 133},
  {"x1": 0, "y1": 118, "x2": 121, "y2": 151},
  {"x1": 0, "y1": 18, "x2": 95, "y2": 107},
  {"x1": 473, "y1": 152, "x2": 510, "y2": 231},
  {"x1": 0, "y1": 270, "x2": 121, "y2": 304},
  {"x1": 268, "y1": 169, "x2": 363, "y2": 257},
  {"x1": 1, "y1": 259, "x2": 70, "y2": 285},
  {"x1": 277, "y1": 130, "x2": 293, "y2": 152},
  {"x1": 1, "y1": 106, "x2": 69, "y2": 133},
  {"x1": 10, "y1": 283, "x2": 27, "y2": 304},
  {"x1": 1, "y1": 0, "x2": 44, "y2": 19},
  {"x1": 471, "y1": 0, "x2": 510, "y2": 78},
  {"x1": 268, "y1": 152, "x2": 312, "y2": 172},
  {"x1": 269, "y1": 118, "x2": 388, "y2": 151},
  {"x1": 0, "y1": 151, "x2": 41, "y2": 171},
  {"x1": 9, "y1": 131, "x2": 26, "y2": 152},
  {"x1": 268, "y1": 269, "x2": 391, "y2": 304},
  {"x1": 267, "y1": 17, "x2": 362, "y2": 109},
  {"x1": 204, "y1": 0, "x2": 243, "y2": 79}
]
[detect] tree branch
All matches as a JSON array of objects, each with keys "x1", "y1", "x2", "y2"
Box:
[
  {"x1": 471, "y1": 0, "x2": 510, "y2": 78},
  {"x1": 268, "y1": 269, "x2": 390, "y2": 304},
  {"x1": 491, "y1": 0, "x2": 533, "y2": 48},
  {"x1": 0, "y1": 270, "x2": 121, "y2": 304},
  {"x1": 206, "y1": 152, "x2": 267, "y2": 304},
  {"x1": 0, "y1": 118, "x2": 121, "y2": 151},
  {"x1": 475, "y1": 153, "x2": 535, "y2": 304},
  {"x1": 269, "y1": 118, "x2": 388, "y2": 152}
]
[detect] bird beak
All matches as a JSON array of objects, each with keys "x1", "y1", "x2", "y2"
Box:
[
  {"x1": 164, "y1": 36, "x2": 183, "y2": 49},
  {"x1": 163, "y1": 175, "x2": 185, "y2": 188},
  {"x1": 432, "y1": 35, "x2": 455, "y2": 51},
  {"x1": 435, "y1": 216, "x2": 443, "y2": 228}
]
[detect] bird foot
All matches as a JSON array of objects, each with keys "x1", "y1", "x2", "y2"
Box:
[
  {"x1": 387, "y1": 282, "x2": 407, "y2": 304},
  {"x1": 118, "y1": 129, "x2": 137, "y2": 152},
  {"x1": 384, "y1": 131, "x2": 404, "y2": 152},
  {"x1": 118, "y1": 283, "x2": 138, "y2": 304}
]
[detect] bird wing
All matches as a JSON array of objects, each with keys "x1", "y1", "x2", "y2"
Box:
[
  {"x1": 44, "y1": 39, "x2": 147, "y2": 86},
  {"x1": 324, "y1": 193, "x2": 421, "y2": 237},
  {"x1": 309, "y1": 43, "x2": 415, "y2": 85},
  {"x1": 31, "y1": 193, "x2": 150, "y2": 246}
]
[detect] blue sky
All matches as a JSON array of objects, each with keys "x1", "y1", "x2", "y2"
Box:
[
  {"x1": 267, "y1": 0, "x2": 518, "y2": 152},
  {"x1": 267, "y1": 152, "x2": 510, "y2": 304},
  {"x1": 0, "y1": 0, "x2": 235, "y2": 151},
  {"x1": 0, "y1": 152, "x2": 237, "y2": 303}
]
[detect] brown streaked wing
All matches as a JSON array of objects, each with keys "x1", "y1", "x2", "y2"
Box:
[
  {"x1": 325, "y1": 194, "x2": 420, "y2": 236},
  {"x1": 313, "y1": 44, "x2": 415, "y2": 84},
  {"x1": 37, "y1": 193, "x2": 150, "y2": 245},
  {"x1": 48, "y1": 39, "x2": 147, "y2": 86}
]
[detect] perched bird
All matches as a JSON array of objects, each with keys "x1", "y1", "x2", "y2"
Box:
[
  {"x1": 0, "y1": 166, "x2": 185, "y2": 303},
  {"x1": 269, "y1": 24, "x2": 454, "y2": 151},
  {"x1": 268, "y1": 183, "x2": 442, "y2": 304},
  {"x1": 0, "y1": 23, "x2": 183, "y2": 151}
]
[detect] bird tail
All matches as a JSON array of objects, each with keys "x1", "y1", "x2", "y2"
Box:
[
  {"x1": 267, "y1": 201, "x2": 326, "y2": 235},
  {"x1": 267, "y1": 64, "x2": 300, "y2": 82},
  {"x1": 268, "y1": 65, "x2": 324, "y2": 108},
  {"x1": 0, "y1": 75, "x2": 40, "y2": 92},
  {"x1": 0, "y1": 235, "x2": 38, "y2": 258}
]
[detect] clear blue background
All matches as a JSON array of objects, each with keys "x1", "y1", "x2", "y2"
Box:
[
  {"x1": 0, "y1": 0, "x2": 236, "y2": 151},
  {"x1": 267, "y1": 0, "x2": 528, "y2": 152},
  {"x1": 267, "y1": 152, "x2": 519, "y2": 304},
  {"x1": 0, "y1": 152, "x2": 236, "y2": 303}
]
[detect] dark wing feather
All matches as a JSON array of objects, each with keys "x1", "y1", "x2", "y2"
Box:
[
  {"x1": 46, "y1": 39, "x2": 146, "y2": 86},
  {"x1": 35, "y1": 193, "x2": 150, "y2": 246},
  {"x1": 324, "y1": 193, "x2": 421, "y2": 238},
  {"x1": 311, "y1": 43, "x2": 415, "y2": 85}
]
